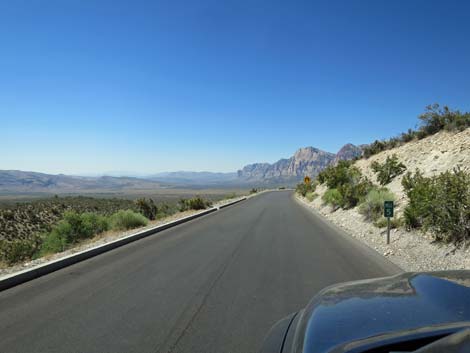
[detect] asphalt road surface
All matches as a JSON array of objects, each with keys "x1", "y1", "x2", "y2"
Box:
[{"x1": 0, "y1": 191, "x2": 401, "y2": 353}]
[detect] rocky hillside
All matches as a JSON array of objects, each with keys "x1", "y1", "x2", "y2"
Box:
[
  {"x1": 355, "y1": 128, "x2": 470, "y2": 207},
  {"x1": 237, "y1": 144, "x2": 362, "y2": 182},
  {"x1": 302, "y1": 127, "x2": 470, "y2": 271},
  {"x1": 238, "y1": 147, "x2": 335, "y2": 181}
]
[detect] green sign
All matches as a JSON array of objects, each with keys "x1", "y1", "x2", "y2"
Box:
[{"x1": 384, "y1": 201, "x2": 394, "y2": 218}]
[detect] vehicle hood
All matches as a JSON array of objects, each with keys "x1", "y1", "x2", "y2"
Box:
[{"x1": 291, "y1": 270, "x2": 470, "y2": 353}]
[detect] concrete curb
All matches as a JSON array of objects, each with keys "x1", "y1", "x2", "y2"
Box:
[
  {"x1": 0, "y1": 197, "x2": 247, "y2": 292},
  {"x1": 218, "y1": 197, "x2": 247, "y2": 209}
]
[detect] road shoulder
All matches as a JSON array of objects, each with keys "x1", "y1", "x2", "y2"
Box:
[{"x1": 295, "y1": 191, "x2": 470, "y2": 272}]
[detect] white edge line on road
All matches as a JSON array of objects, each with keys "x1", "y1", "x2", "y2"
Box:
[{"x1": 0, "y1": 197, "x2": 248, "y2": 292}]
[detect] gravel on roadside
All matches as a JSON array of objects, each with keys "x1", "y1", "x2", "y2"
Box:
[{"x1": 296, "y1": 193, "x2": 470, "y2": 272}]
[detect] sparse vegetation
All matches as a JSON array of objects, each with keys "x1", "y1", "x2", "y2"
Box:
[
  {"x1": 402, "y1": 168, "x2": 470, "y2": 245},
  {"x1": 178, "y1": 197, "x2": 212, "y2": 211},
  {"x1": 374, "y1": 217, "x2": 403, "y2": 229},
  {"x1": 0, "y1": 196, "x2": 139, "y2": 243},
  {"x1": 250, "y1": 188, "x2": 258, "y2": 194},
  {"x1": 371, "y1": 154, "x2": 406, "y2": 185},
  {"x1": 362, "y1": 104, "x2": 470, "y2": 158},
  {"x1": 418, "y1": 104, "x2": 470, "y2": 135},
  {"x1": 0, "y1": 195, "x2": 194, "y2": 265}
]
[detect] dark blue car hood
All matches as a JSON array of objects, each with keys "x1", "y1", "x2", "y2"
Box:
[{"x1": 291, "y1": 271, "x2": 470, "y2": 353}]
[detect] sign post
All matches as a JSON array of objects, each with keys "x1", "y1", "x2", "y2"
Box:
[
  {"x1": 384, "y1": 201, "x2": 394, "y2": 245},
  {"x1": 304, "y1": 176, "x2": 311, "y2": 184}
]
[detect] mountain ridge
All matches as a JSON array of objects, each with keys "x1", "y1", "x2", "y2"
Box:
[
  {"x1": 0, "y1": 143, "x2": 364, "y2": 193},
  {"x1": 237, "y1": 144, "x2": 362, "y2": 182}
]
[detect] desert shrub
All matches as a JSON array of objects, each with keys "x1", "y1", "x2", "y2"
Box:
[
  {"x1": 178, "y1": 197, "x2": 212, "y2": 211},
  {"x1": 359, "y1": 188, "x2": 396, "y2": 222},
  {"x1": 338, "y1": 177, "x2": 373, "y2": 209},
  {"x1": 0, "y1": 237, "x2": 40, "y2": 265},
  {"x1": 156, "y1": 203, "x2": 177, "y2": 219},
  {"x1": 317, "y1": 160, "x2": 354, "y2": 189},
  {"x1": 400, "y1": 129, "x2": 417, "y2": 143},
  {"x1": 39, "y1": 229, "x2": 68, "y2": 255},
  {"x1": 250, "y1": 188, "x2": 258, "y2": 194},
  {"x1": 402, "y1": 168, "x2": 470, "y2": 244},
  {"x1": 305, "y1": 192, "x2": 317, "y2": 202},
  {"x1": 401, "y1": 170, "x2": 434, "y2": 229},
  {"x1": 296, "y1": 181, "x2": 316, "y2": 197},
  {"x1": 62, "y1": 211, "x2": 109, "y2": 243},
  {"x1": 322, "y1": 189, "x2": 343, "y2": 210},
  {"x1": 371, "y1": 154, "x2": 407, "y2": 185},
  {"x1": 135, "y1": 198, "x2": 158, "y2": 220},
  {"x1": 0, "y1": 195, "x2": 140, "y2": 243},
  {"x1": 418, "y1": 104, "x2": 470, "y2": 135},
  {"x1": 363, "y1": 140, "x2": 387, "y2": 159},
  {"x1": 110, "y1": 210, "x2": 148, "y2": 230},
  {"x1": 318, "y1": 161, "x2": 372, "y2": 209}
]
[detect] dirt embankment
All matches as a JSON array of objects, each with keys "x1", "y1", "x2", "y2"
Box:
[{"x1": 298, "y1": 128, "x2": 470, "y2": 271}]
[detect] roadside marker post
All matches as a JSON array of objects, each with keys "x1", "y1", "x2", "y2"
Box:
[
  {"x1": 384, "y1": 201, "x2": 394, "y2": 245},
  {"x1": 304, "y1": 176, "x2": 311, "y2": 184}
]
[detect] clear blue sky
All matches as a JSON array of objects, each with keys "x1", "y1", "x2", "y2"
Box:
[{"x1": 1, "y1": 0, "x2": 469, "y2": 175}]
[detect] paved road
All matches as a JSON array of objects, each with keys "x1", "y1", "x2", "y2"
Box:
[{"x1": 0, "y1": 191, "x2": 400, "y2": 353}]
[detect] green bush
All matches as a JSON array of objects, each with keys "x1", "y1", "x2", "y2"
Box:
[
  {"x1": 296, "y1": 181, "x2": 316, "y2": 197},
  {"x1": 250, "y1": 188, "x2": 258, "y2": 194},
  {"x1": 318, "y1": 161, "x2": 372, "y2": 209},
  {"x1": 400, "y1": 128, "x2": 417, "y2": 143},
  {"x1": 317, "y1": 160, "x2": 354, "y2": 189},
  {"x1": 322, "y1": 189, "x2": 343, "y2": 210},
  {"x1": 401, "y1": 170, "x2": 434, "y2": 229},
  {"x1": 37, "y1": 212, "x2": 110, "y2": 255},
  {"x1": 110, "y1": 210, "x2": 148, "y2": 230},
  {"x1": 135, "y1": 198, "x2": 158, "y2": 220},
  {"x1": 359, "y1": 188, "x2": 396, "y2": 222},
  {"x1": 178, "y1": 197, "x2": 212, "y2": 211},
  {"x1": 305, "y1": 192, "x2": 317, "y2": 202},
  {"x1": 402, "y1": 168, "x2": 470, "y2": 244},
  {"x1": 363, "y1": 140, "x2": 387, "y2": 159},
  {"x1": 0, "y1": 237, "x2": 40, "y2": 265},
  {"x1": 338, "y1": 178, "x2": 372, "y2": 209},
  {"x1": 62, "y1": 211, "x2": 109, "y2": 243},
  {"x1": 39, "y1": 229, "x2": 68, "y2": 255},
  {"x1": 371, "y1": 154, "x2": 407, "y2": 185},
  {"x1": 419, "y1": 104, "x2": 470, "y2": 135}
]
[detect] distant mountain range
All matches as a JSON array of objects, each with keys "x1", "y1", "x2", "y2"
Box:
[
  {"x1": 237, "y1": 143, "x2": 363, "y2": 183},
  {"x1": 0, "y1": 170, "x2": 164, "y2": 194},
  {"x1": 0, "y1": 143, "x2": 363, "y2": 193}
]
